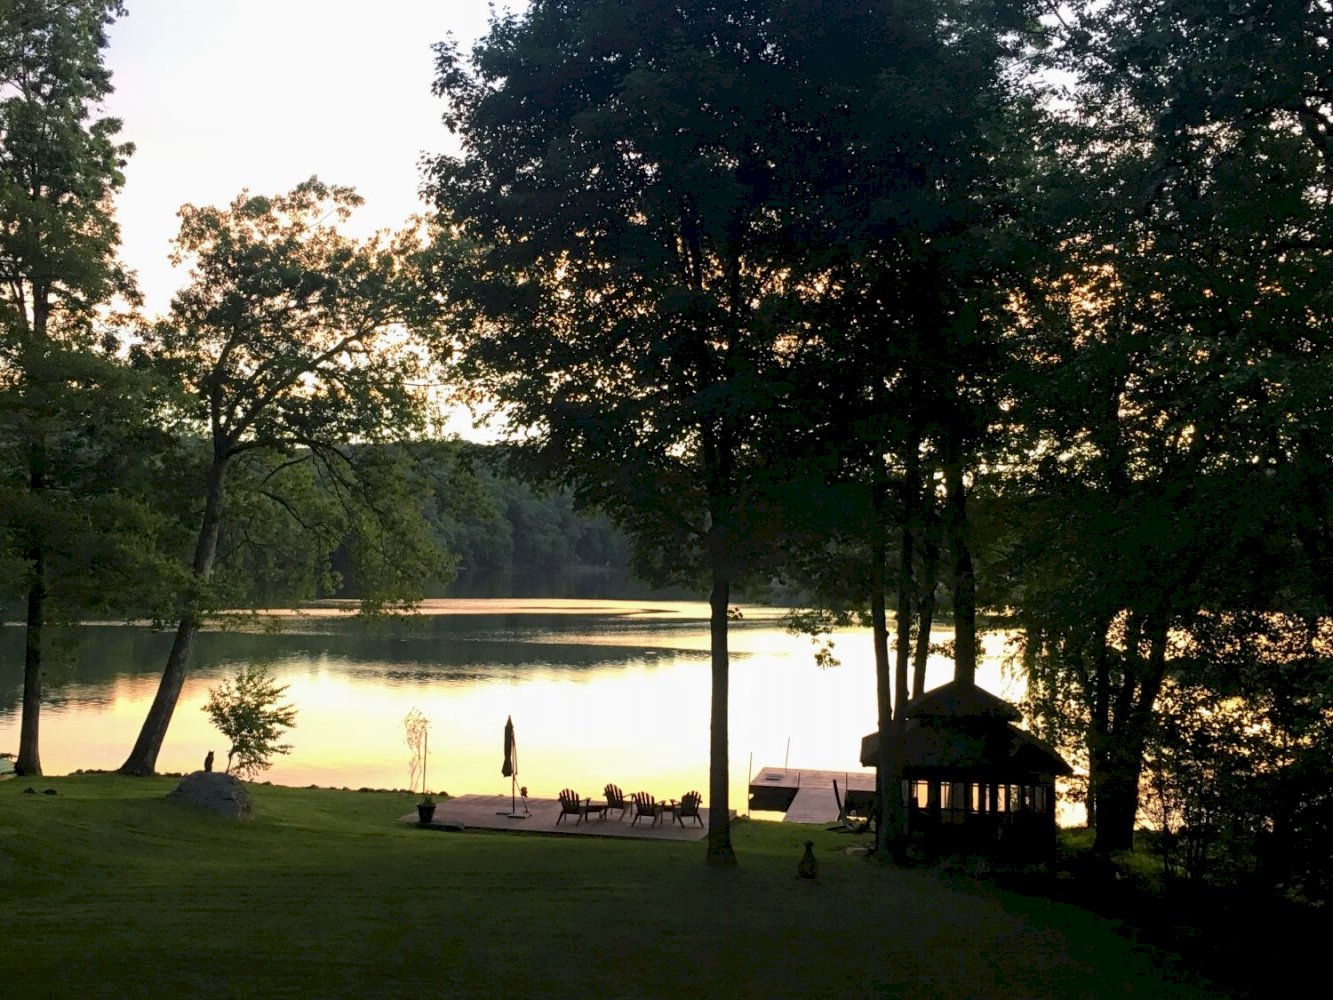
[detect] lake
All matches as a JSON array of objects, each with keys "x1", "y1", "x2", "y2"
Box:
[{"x1": 0, "y1": 599, "x2": 1024, "y2": 817}]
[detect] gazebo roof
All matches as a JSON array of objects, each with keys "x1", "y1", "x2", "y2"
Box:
[
  {"x1": 859, "y1": 680, "x2": 1072, "y2": 778},
  {"x1": 860, "y1": 722, "x2": 1072, "y2": 777},
  {"x1": 905, "y1": 679, "x2": 1021, "y2": 722}
]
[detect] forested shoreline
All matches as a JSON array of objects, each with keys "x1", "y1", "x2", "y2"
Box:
[{"x1": 0, "y1": 438, "x2": 647, "y2": 613}]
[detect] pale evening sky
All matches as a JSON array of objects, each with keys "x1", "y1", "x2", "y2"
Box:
[{"x1": 103, "y1": 0, "x2": 521, "y2": 317}]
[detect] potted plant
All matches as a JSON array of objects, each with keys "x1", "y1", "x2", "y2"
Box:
[{"x1": 417, "y1": 794, "x2": 436, "y2": 826}]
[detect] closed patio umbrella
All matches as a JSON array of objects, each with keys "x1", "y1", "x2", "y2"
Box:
[
  {"x1": 502, "y1": 715, "x2": 517, "y2": 779},
  {"x1": 498, "y1": 716, "x2": 525, "y2": 818}
]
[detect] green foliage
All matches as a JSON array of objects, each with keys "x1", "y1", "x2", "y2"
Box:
[
  {"x1": 122, "y1": 179, "x2": 457, "y2": 773},
  {"x1": 140, "y1": 178, "x2": 448, "y2": 460},
  {"x1": 148, "y1": 178, "x2": 454, "y2": 616},
  {"x1": 0, "y1": 0, "x2": 134, "y2": 328},
  {"x1": 430, "y1": 0, "x2": 827, "y2": 581},
  {"x1": 206, "y1": 450, "x2": 346, "y2": 609},
  {"x1": 0, "y1": 0, "x2": 193, "y2": 774},
  {"x1": 419, "y1": 445, "x2": 631, "y2": 587},
  {"x1": 1139, "y1": 614, "x2": 1333, "y2": 904},
  {"x1": 431, "y1": 0, "x2": 1057, "y2": 860},
  {"x1": 202, "y1": 666, "x2": 298, "y2": 779},
  {"x1": 326, "y1": 444, "x2": 456, "y2": 613},
  {"x1": 997, "y1": 0, "x2": 1333, "y2": 851}
]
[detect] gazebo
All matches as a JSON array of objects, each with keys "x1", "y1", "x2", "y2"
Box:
[{"x1": 860, "y1": 680, "x2": 1072, "y2": 862}]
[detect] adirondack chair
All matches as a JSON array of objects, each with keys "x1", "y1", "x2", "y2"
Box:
[
  {"x1": 674, "y1": 790, "x2": 704, "y2": 827},
  {"x1": 557, "y1": 788, "x2": 583, "y2": 824},
  {"x1": 827, "y1": 779, "x2": 855, "y2": 832},
  {"x1": 630, "y1": 791, "x2": 661, "y2": 827},
  {"x1": 558, "y1": 788, "x2": 606, "y2": 825},
  {"x1": 603, "y1": 783, "x2": 628, "y2": 821}
]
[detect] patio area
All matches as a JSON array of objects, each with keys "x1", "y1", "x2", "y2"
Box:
[{"x1": 400, "y1": 793, "x2": 721, "y2": 841}]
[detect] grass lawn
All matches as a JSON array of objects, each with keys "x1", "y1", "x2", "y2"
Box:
[{"x1": 1, "y1": 775, "x2": 1224, "y2": 999}]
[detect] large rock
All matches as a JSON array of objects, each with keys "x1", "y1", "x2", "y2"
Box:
[{"x1": 166, "y1": 770, "x2": 252, "y2": 818}]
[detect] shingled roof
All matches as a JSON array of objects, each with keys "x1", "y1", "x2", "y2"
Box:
[
  {"x1": 859, "y1": 680, "x2": 1072, "y2": 778},
  {"x1": 905, "y1": 679, "x2": 1021, "y2": 722}
]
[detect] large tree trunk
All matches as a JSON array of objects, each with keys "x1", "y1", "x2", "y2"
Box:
[
  {"x1": 15, "y1": 311, "x2": 49, "y2": 777},
  {"x1": 882, "y1": 449, "x2": 917, "y2": 859},
  {"x1": 1093, "y1": 748, "x2": 1143, "y2": 853},
  {"x1": 118, "y1": 616, "x2": 202, "y2": 776},
  {"x1": 943, "y1": 427, "x2": 977, "y2": 685},
  {"x1": 15, "y1": 529, "x2": 45, "y2": 777},
  {"x1": 702, "y1": 404, "x2": 736, "y2": 863},
  {"x1": 119, "y1": 454, "x2": 230, "y2": 775},
  {"x1": 869, "y1": 476, "x2": 900, "y2": 858},
  {"x1": 894, "y1": 447, "x2": 916, "y2": 721},
  {"x1": 911, "y1": 500, "x2": 939, "y2": 701},
  {"x1": 706, "y1": 563, "x2": 736, "y2": 864},
  {"x1": 1092, "y1": 619, "x2": 1170, "y2": 853}
]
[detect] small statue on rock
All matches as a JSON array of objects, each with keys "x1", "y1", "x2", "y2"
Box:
[
  {"x1": 203, "y1": 750, "x2": 215, "y2": 773},
  {"x1": 798, "y1": 840, "x2": 817, "y2": 880}
]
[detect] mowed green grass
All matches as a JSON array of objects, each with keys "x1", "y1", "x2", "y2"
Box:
[{"x1": 0, "y1": 776, "x2": 1221, "y2": 999}]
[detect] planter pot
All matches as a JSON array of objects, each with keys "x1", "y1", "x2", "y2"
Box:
[{"x1": 417, "y1": 803, "x2": 436, "y2": 825}]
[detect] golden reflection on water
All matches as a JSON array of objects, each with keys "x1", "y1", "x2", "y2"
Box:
[{"x1": 2, "y1": 599, "x2": 1030, "y2": 821}]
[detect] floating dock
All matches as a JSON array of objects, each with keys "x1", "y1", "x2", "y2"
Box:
[{"x1": 748, "y1": 767, "x2": 876, "y2": 823}]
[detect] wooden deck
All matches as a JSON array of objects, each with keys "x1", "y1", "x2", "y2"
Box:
[
  {"x1": 748, "y1": 767, "x2": 876, "y2": 823},
  {"x1": 401, "y1": 794, "x2": 718, "y2": 841}
]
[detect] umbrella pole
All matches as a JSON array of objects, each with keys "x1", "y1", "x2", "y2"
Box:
[{"x1": 505, "y1": 774, "x2": 526, "y2": 819}]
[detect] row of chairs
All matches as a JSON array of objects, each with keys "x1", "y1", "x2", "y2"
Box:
[{"x1": 557, "y1": 785, "x2": 703, "y2": 827}]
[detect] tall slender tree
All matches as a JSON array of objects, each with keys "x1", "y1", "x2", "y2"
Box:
[
  {"x1": 119, "y1": 180, "x2": 450, "y2": 775},
  {"x1": 0, "y1": 0, "x2": 150, "y2": 775},
  {"x1": 429, "y1": 0, "x2": 833, "y2": 863}
]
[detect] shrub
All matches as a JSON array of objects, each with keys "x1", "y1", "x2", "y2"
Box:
[{"x1": 202, "y1": 666, "x2": 298, "y2": 778}]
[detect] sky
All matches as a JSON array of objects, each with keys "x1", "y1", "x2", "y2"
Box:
[{"x1": 102, "y1": 0, "x2": 520, "y2": 317}]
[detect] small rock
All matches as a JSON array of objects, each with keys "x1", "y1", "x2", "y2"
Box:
[
  {"x1": 22, "y1": 786, "x2": 35, "y2": 795},
  {"x1": 42, "y1": 788, "x2": 57, "y2": 795}
]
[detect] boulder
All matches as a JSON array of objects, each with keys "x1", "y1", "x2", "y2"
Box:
[{"x1": 166, "y1": 770, "x2": 252, "y2": 819}]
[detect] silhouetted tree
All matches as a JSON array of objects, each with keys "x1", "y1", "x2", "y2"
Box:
[
  {"x1": 119, "y1": 180, "x2": 451, "y2": 775},
  {"x1": 0, "y1": 0, "x2": 181, "y2": 775},
  {"x1": 1005, "y1": 0, "x2": 1333, "y2": 851}
]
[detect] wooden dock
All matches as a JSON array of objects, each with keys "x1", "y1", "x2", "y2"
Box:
[{"x1": 748, "y1": 767, "x2": 876, "y2": 823}]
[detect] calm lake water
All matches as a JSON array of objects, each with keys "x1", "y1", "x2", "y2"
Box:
[{"x1": 0, "y1": 599, "x2": 1022, "y2": 817}]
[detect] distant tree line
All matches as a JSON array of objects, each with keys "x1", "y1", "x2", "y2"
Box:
[
  {"x1": 0, "y1": 432, "x2": 636, "y2": 612},
  {"x1": 410, "y1": 444, "x2": 635, "y2": 596}
]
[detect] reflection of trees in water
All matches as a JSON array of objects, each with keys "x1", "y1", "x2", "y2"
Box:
[
  {"x1": 0, "y1": 617, "x2": 710, "y2": 718},
  {"x1": 368, "y1": 647, "x2": 699, "y2": 684},
  {"x1": 0, "y1": 626, "x2": 177, "y2": 715},
  {"x1": 278, "y1": 607, "x2": 724, "y2": 650}
]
